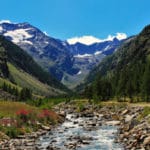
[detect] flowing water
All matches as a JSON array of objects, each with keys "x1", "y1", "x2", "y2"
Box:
[{"x1": 36, "y1": 113, "x2": 124, "y2": 150}]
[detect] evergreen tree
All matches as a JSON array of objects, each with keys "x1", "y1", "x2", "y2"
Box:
[
  {"x1": 141, "y1": 61, "x2": 150, "y2": 102},
  {"x1": 20, "y1": 88, "x2": 32, "y2": 101},
  {"x1": 84, "y1": 86, "x2": 93, "y2": 101},
  {"x1": 2, "y1": 82, "x2": 8, "y2": 91}
]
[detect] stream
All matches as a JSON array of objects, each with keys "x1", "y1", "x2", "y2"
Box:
[{"x1": 36, "y1": 113, "x2": 124, "y2": 150}]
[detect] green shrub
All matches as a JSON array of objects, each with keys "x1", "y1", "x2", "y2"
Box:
[
  {"x1": 5, "y1": 127, "x2": 20, "y2": 138},
  {"x1": 142, "y1": 106, "x2": 150, "y2": 117}
]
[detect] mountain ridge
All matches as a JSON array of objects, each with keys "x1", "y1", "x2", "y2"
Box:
[
  {"x1": 0, "y1": 21, "x2": 127, "y2": 89},
  {"x1": 0, "y1": 35, "x2": 68, "y2": 97}
]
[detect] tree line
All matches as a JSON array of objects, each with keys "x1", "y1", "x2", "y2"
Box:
[
  {"x1": 84, "y1": 59, "x2": 150, "y2": 102},
  {"x1": 1, "y1": 82, "x2": 32, "y2": 101}
]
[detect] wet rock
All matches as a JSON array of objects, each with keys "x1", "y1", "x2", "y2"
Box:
[
  {"x1": 65, "y1": 142, "x2": 77, "y2": 149},
  {"x1": 143, "y1": 136, "x2": 150, "y2": 145},
  {"x1": 125, "y1": 115, "x2": 134, "y2": 123},
  {"x1": 121, "y1": 109, "x2": 129, "y2": 115},
  {"x1": 106, "y1": 120, "x2": 121, "y2": 126},
  {"x1": 41, "y1": 125, "x2": 51, "y2": 131}
]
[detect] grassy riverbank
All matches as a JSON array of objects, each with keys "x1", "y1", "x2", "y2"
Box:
[
  {"x1": 0, "y1": 99, "x2": 150, "y2": 140},
  {"x1": 0, "y1": 101, "x2": 59, "y2": 139}
]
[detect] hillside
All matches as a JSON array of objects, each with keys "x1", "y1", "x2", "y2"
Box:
[
  {"x1": 0, "y1": 22, "x2": 77, "y2": 82},
  {"x1": 84, "y1": 25, "x2": 150, "y2": 101},
  {"x1": 0, "y1": 35, "x2": 68, "y2": 97}
]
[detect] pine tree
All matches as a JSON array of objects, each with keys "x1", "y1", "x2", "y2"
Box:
[
  {"x1": 141, "y1": 61, "x2": 150, "y2": 102},
  {"x1": 20, "y1": 88, "x2": 32, "y2": 101}
]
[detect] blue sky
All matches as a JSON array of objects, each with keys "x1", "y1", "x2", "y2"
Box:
[{"x1": 0, "y1": 0, "x2": 150, "y2": 40}]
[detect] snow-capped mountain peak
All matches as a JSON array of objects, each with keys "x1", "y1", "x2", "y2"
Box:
[
  {"x1": 0, "y1": 20, "x2": 128, "y2": 89},
  {"x1": 67, "y1": 33, "x2": 127, "y2": 45},
  {"x1": 0, "y1": 20, "x2": 12, "y2": 24},
  {"x1": 67, "y1": 36, "x2": 102, "y2": 45}
]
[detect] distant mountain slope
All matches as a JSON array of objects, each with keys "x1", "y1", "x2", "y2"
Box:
[
  {"x1": 66, "y1": 37, "x2": 125, "y2": 55},
  {"x1": 0, "y1": 35, "x2": 68, "y2": 97},
  {"x1": 84, "y1": 25, "x2": 150, "y2": 100},
  {"x1": 0, "y1": 21, "x2": 127, "y2": 89},
  {"x1": 0, "y1": 22, "x2": 77, "y2": 81}
]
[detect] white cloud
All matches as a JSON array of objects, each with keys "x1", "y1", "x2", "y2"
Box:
[
  {"x1": 0, "y1": 20, "x2": 12, "y2": 24},
  {"x1": 67, "y1": 33, "x2": 127, "y2": 45}
]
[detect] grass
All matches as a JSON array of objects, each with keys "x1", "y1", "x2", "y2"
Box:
[
  {"x1": 0, "y1": 101, "x2": 59, "y2": 138},
  {"x1": 140, "y1": 106, "x2": 150, "y2": 118},
  {"x1": 0, "y1": 101, "x2": 39, "y2": 118},
  {"x1": 8, "y1": 63, "x2": 62, "y2": 96},
  {"x1": 27, "y1": 97, "x2": 70, "y2": 109},
  {"x1": 0, "y1": 77, "x2": 20, "y2": 90}
]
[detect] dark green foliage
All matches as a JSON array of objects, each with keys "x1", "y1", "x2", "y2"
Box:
[
  {"x1": 5, "y1": 127, "x2": 21, "y2": 138},
  {"x1": 83, "y1": 75, "x2": 112, "y2": 101},
  {"x1": 141, "y1": 60, "x2": 150, "y2": 102},
  {"x1": 83, "y1": 86, "x2": 93, "y2": 100},
  {"x1": 20, "y1": 88, "x2": 32, "y2": 101},
  {"x1": 84, "y1": 25, "x2": 150, "y2": 102},
  {"x1": 0, "y1": 46, "x2": 9, "y2": 78},
  {"x1": 1, "y1": 82, "x2": 19, "y2": 97}
]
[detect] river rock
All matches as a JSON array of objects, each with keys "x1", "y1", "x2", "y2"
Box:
[
  {"x1": 41, "y1": 125, "x2": 51, "y2": 131},
  {"x1": 143, "y1": 136, "x2": 150, "y2": 145},
  {"x1": 125, "y1": 115, "x2": 134, "y2": 123},
  {"x1": 106, "y1": 120, "x2": 121, "y2": 126}
]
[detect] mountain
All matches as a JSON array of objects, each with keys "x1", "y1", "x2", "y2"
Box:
[
  {"x1": 0, "y1": 21, "x2": 127, "y2": 89},
  {"x1": 84, "y1": 25, "x2": 150, "y2": 101},
  {"x1": 0, "y1": 21, "x2": 77, "y2": 82},
  {"x1": 63, "y1": 36, "x2": 127, "y2": 88},
  {"x1": 0, "y1": 35, "x2": 68, "y2": 97}
]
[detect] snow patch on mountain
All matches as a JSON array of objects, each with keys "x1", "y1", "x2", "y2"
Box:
[
  {"x1": 105, "y1": 33, "x2": 127, "y2": 41},
  {"x1": 94, "y1": 51, "x2": 102, "y2": 55},
  {"x1": 4, "y1": 28, "x2": 33, "y2": 43},
  {"x1": 103, "y1": 45, "x2": 111, "y2": 51},
  {"x1": 0, "y1": 26, "x2": 3, "y2": 32},
  {"x1": 67, "y1": 36, "x2": 101, "y2": 45},
  {"x1": 0, "y1": 20, "x2": 12, "y2": 24},
  {"x1": 77, "y1": 70, "x2": 82, "y2": 75},
  {"x1": 74, "y1": 53, "x2": 92, "y2": 58},
  {"x1": 67, "y1": 33, "x2": 127, "y2": 45},
  {"x1": 43, "y1": 31, "x2": 49, "y2": 36},
  {"x1": 22, "y1": 40, "x2": 33, "y2": 45}
]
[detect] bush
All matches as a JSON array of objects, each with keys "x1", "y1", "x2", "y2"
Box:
[
  {"x1": 5, "y1": 127, "x2": 21, "y2": 138},
  {"x1": 38, "y1": 109, "x2": 58, "y2": 125},
  {"x1": 141, "y1": 107, "x2": 150, "y2": 117}
]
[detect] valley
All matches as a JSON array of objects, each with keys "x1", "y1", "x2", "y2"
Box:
[
  {"x1": 0, "y1": 21, "x2": 127, "y2": 89},
  {"x1": 0, "y1": 21, "x2": 150, "y2": 150}
]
